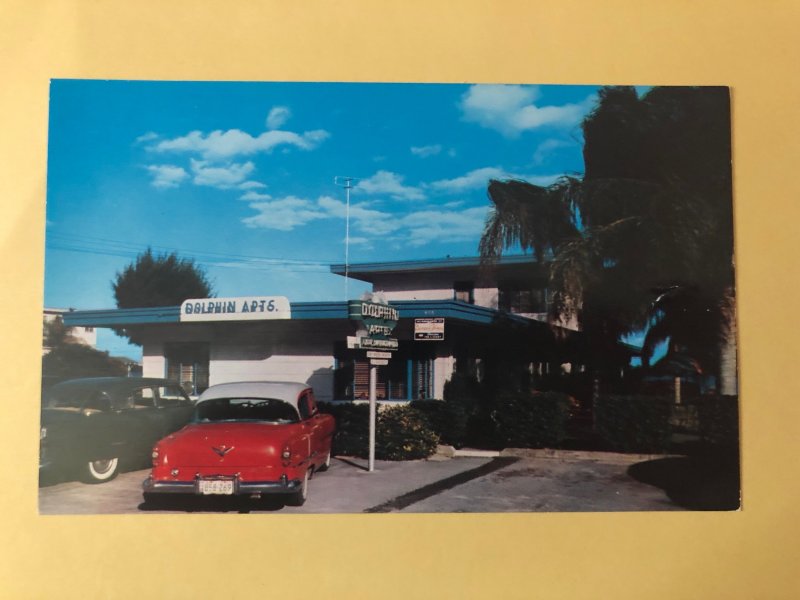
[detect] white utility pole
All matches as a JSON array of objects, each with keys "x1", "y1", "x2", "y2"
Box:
[{"x1": 334, "y1": 176, "x2": 357, "y2": 301}]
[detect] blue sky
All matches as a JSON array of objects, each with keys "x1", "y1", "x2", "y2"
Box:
[{"x1": 45, "y1": 80, "x2": 607, "y2": 358}]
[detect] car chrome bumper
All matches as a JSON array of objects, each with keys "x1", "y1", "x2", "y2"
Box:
[{"x1": 142, "y1": 475, "x2": 301, "y2": 496}]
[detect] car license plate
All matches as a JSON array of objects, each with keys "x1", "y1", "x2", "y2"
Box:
[{"x1": 198, "y1": 479, "x2": 234, "y2": 495}]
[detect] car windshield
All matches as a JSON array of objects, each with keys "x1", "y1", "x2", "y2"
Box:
[
  {"x1": 193, "y1": 397, "x2": 299, "y2": 424},
  {"x1": 45, "y1": 384, "x2": 110, "y2": 409}
]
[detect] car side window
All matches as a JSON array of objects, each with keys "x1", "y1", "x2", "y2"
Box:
[
  {"x1": 129, "y1": 388, "x2": 155, "y2": 409},
  {"x1": 156, "y1": 385, "x2": 191, "y2": 407},
  {"x1": 307, "y1": 392, "x2": 319, "y2": 416},
  {"x1": 84, "y1": 392, "x2": 112, "y2": 413},
  {"x1": 298, "y1": 393, "x2": 311, "y2": 420}
]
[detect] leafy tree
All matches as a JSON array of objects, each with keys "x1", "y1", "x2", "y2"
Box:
[
  {"x1": 42, "y1": 343, "x2": 129, "y2": 381},
  {"x1": 112, "y1": 248, "x2": 214, "y2": 343},
  {"x1": 42, "y1": 316, "x2": 128, "y2": 384},
  {"x1": 481, "y1": 86, "x2": 736, "y2": 393},
  {"x1": 43, "y1": 316, "x2": 76, "y2": 350}
]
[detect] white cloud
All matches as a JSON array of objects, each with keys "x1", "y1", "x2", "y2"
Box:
[
  {"x1": 401, "y1": 206, "x2": 489, "y2": 247},
  {"x1": 145, "y1": 164, "x2": 189, "y2": 189},
  {"x1": 239, "y1": 180, "x2": 267, "y2": 190},
  {"x1": 240, "y1": 190, "x2": 272, "y2": 201},
  {"x1": 429, "y1": 167, "x2": 510, "y2": 193},
  {"x1": 242, "y1": 196, "x2": 329, "y2": 231},
  {"x1": 532, "y1": 138, "x2": 574, "y2": 165},
  {"x1": 410, "y1": 144, "x2": 442, "y2": 158},
  {"x1": 460, "y1": 84, "x2": 593, "y2": 137},
  {"x1": 429, "y1": 166, "x2": 562, "y2": 193},
  {"x1": 136, "y1": 132, "x2": 159, "y2": 144},
  {"x1": 317, "y1": 196, "x2": 400, "y2": 236},
  {"x1": 266, "y1": 106, "x2": 291, "y2": 130},
  {"x1": 153, "y1": 128, "x2": 330, "y2": 160},
  {"x1": 191, "y1": 159, "x2": 255, "y2": 188},
  {"x1": 345, "y1": 236, "x2": 372, "y2": 246},
  {"x1": 354, "y1": 170, "x2": 425, "y2": 201}
]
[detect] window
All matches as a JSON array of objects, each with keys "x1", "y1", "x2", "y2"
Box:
[
  {"x1": 454, "y1": 281, "x2": 474, "y2": 304},
  {"x1": 499, "y1": 286, "x2": 549, "y2": 314},
  {"x1": 194, "y1": 398, "x2": 298, "y2": 423},
  {"x1": 156, "y1": 385, "x2": 191, "y2": 407},
  {"x1": 130, "y1": 387, "x2": 156, "y2": 408},
  {"x1": 334, "y1": 345, "x2": 435, "y2": 400},
  {"x1": 165, "y1": 343, "x2": 209, "y2": 396}
]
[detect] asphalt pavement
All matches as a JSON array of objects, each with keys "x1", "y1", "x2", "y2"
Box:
[{"x1": 38, "y1": 451, "x2": 684, "y2": 515}]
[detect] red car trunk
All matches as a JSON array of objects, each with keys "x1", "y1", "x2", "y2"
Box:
[{"x1": 158, "y1": 422, "x2": 302, "y2": 468}]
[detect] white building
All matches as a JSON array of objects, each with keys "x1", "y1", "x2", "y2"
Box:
[
  {"x1": 43, "y1": 308, "x2": 98, "y2": 354},
  {"x1": 64, "y1": 256, "x2": 610, "y2": 401}
]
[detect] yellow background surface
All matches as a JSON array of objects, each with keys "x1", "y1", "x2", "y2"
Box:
[{"x1": 2, "y1": 1, "x2": 799, "y2": 598}]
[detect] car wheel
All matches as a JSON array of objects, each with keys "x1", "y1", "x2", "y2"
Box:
[
  {"x1": 286, "y1": 469, "x2": 309, "y2": 506},
  {"x1": 84, "y1": 457, "x2": 119, "y2": 483},
  {"x1": 318, "y1": 451, "x2": 332, "y2": 472}
]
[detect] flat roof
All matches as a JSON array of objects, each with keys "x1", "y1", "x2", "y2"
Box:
[
  {"x1": 62, "y1": 300, "x2": 535, "y2": 328},
  {"x1": 330, "y1": 255, "x2": 543, "y2": 282}
]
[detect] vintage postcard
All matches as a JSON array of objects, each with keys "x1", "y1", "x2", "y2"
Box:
[{"x1": 39, "y1": 80, "x2": 739, "y2": 515}]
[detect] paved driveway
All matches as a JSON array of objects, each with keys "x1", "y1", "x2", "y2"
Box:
[{"x1": 39, "y1": 452, "x2": 682, "y2": 515}]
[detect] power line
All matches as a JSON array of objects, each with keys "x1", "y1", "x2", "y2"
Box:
[{"x1": 45, "y1": 233, "x2": 335, "y2": 273}]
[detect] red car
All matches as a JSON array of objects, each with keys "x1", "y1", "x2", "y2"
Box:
[{"x1": 143, "y1": 381, "x2": 335, "y2": 506}]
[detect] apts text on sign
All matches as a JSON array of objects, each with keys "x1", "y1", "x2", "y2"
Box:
[
  {"x1": 180, "y1": 296, "x2": 291, "y2": 322},
  {"x1": 348, "y1": 300, "x2": 399, "y2": 339}
]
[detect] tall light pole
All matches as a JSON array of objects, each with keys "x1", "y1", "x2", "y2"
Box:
[{"x1": 334, "y1": 176, "x2": 357, "y2": 300}]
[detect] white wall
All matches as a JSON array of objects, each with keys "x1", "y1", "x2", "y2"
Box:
[
  {"x1": 142, "y1": 342, "x2": 166, "y2": 378},
  {"x1": 210, "y1": 344, "x2": 336, "y2": 402},
  {"x1": 376, "y1": 277, "x2": 500, "y2": 310},
  {"x1": 433, "y1": 354, "x2": 456, "y2": 399}
]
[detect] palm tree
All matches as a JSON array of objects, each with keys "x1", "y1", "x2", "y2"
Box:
[{"x1": 480, "y1": 86, "x2": 736, "y2": 393}]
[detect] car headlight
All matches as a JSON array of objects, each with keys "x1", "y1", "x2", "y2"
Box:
[{"x1": 40, "y1": 427, "x2": 47, "y2": 440}]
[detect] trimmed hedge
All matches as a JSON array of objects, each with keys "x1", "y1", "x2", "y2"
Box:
[
  {"x1": 491, "y1": 390, "x2": 572, "y2": 448},
  {"x1": 318, "y1": 402, "x2": 369, "y2": 457},
  {"x1": 594, "y1": 395, "x2": 673, "y2": 453},
  {"x1": 318, "y1": 402, "x2": 439, "y2": 461},
  {"x1": 376, "y1": 405, "x2": 439, "y2": 460},
  {"x1": 697, "y1": 395, "x2": 739, "y2": 447}
]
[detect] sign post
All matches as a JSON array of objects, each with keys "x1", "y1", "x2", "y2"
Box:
[
  {"x1": 369, "y1": 365, "x2": 377, "y2": 471},
  {"x1": 348, "y1": 297, "x2": 399, "y2": 472}
]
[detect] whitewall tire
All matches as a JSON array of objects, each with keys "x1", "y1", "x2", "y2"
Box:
[
  {"x1": 287, "y1": 469, "x2": 309, "y2": 506},
  {"x1": 85, "y1": 457, "x2": 119, "y2": 483}
]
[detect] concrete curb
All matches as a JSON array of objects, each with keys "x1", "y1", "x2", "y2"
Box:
[
  {"x1": 437, "y1": 446, "x2": 670, "y2": 463},
  {"x1": 499, "y1": 448, "x2": 668, "y2": 462}
]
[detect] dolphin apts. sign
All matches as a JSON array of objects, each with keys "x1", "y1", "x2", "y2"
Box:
[
  {"x1": 347, "y1": 299, "x2": 399, "y2": 350},
  {"x1": 180, "y1": 296, "x2": 291, "y2": 322}
]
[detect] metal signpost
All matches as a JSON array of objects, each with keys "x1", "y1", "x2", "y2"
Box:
[{"x1": 348, "y1": 297, "x2": 399, "y2": 471}]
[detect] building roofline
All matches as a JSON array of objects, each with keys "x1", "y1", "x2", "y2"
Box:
[
  {"x1": 62, "y1": 300, "x2": 537, "y2": 328},
  {"x1": 329, "y1": 254, "x2": 540, "y2": 277}
]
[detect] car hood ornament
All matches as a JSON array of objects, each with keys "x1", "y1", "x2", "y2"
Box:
[{"x1": 211, "y1": 445, "x2": 234, "y2": 457}]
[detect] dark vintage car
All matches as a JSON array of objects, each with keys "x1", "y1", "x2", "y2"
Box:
[
  {"x1": 40, "y1": 377, "x2": 194, "y2": 483},
  {"x1": 143, "y1": 381, "x2": 335, "y2": 506}
]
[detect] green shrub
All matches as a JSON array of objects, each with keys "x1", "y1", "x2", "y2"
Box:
[
  {"x1": 697, "y1": 395, "x2": 739, "y2": 448},
  {"x1": 376, "y1": 405, "x2": 440, "y2": 460},
  {"x1": 408, "y1": 400, "x2": 449, "y2": 436},
  {"x1": 318, "y1": 402, "x2": 439, "y2": 460},
  {"x1": 317, "y1": 402, "x2": 369, "y2": 457},
  {"x1": 594, "y1": 395, "x2": 673, "y2": 453},
  {"x1": 441, "y1": 373, "x2": 483, "y2": 446},
  {"x1": 491, "y1": 390, "x2": 572, "y2": 448}
]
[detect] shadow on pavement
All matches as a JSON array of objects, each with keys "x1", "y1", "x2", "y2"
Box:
[
  {"x1": 139, "y1": 495, "x2": 288, "y2": 513},
  {"x1": 627, "y1": 452, "x2": 740, "y2": 511},
  {"x1": 333, "y1": 456, "x2": 369, "y2": 471}
]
